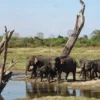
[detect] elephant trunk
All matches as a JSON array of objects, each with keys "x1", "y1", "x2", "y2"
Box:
[
  {"x1": 25, "y1": 66, "x2": 28, "y2": 75},
  {"x1": 25, "y1": 62, "x2": 30, "y2": 75}
]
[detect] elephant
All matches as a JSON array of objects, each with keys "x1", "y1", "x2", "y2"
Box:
[
  {"x1": 91, "y1": 59, "x2": 100, "y2": 79},
  {"x1": 35, "y1": 64, "x2": 57, "y2": 83},
  {"x1": 25, "y1": 55, "x2": 51, "y2": 79},
  {"x1": 79, "y1": 58, "x2": 98, "y2": 80},
  {"x1": 79, "y1": 58, "x2": 90, "y2": 79},
  {"x1": 50, "y1": 56, "x2": 77, "y2": 83}
]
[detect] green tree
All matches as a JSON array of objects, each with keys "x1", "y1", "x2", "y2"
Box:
[
  {"x1": 91, "y1": 30, "x2": 100, "y2": 40},
  {"x1": 36, "y1": 32, "x2": 44, "y2": 39}
]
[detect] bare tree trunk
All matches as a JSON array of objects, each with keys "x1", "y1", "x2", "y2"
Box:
[
  {"x1": 0, "y1": 27, "x2": 14, "y2": 54},
  {"x1": 61, "y1": 0, "x2": 85, "y2": 56},
  {"x1": 0, "y1": 30, "x2": 8, "y2": 83},
  {"x1": 0, "y1": 26, "x2": 15, "y2": 93}
]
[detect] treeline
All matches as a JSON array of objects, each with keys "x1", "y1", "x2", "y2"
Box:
[{"x1": 0, "y1": 30, "x2": 100, "y2": 48}]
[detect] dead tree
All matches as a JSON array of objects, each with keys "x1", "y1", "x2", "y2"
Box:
[
  {"x1": 0, "y1": 26, "x2": 14, "y2": 54},
  {"x1": 61, "y1": 0, "x2": 85, "y2": 56},
  {"x1": 0, "y1": 26, "x2": 15, "y2": 93}
]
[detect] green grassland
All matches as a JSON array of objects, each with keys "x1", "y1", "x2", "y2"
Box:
[{"x1": 1, "y1": 47, "x2": 100, "y2": 69}]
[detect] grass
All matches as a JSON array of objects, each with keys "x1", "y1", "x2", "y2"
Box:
[
  {"x1": 1, "y1": 46, "x2": 100, "y2": 69},
  {"x1": 17, "y1": 96, "x2": 98, "y2": 100}
]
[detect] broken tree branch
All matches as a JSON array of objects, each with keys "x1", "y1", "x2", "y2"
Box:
[
  {"x1": 4, "y1": 26, "x2": 7, "y2": 33},
  {"x1": 5, "y1": 60, "x2": 19, "y2": 72},
  {"x1": 61, "y1": 0, "x2": 85, "y2": 56},
  {"x1": 0, "y1": 30, "x2": 8, "y2": 84},
  {"x1": 0, "y1": 26, "x2": 15, "y2": 94},
  {"x1": 0, "y1": 26, "x2": 14, "y2": 54}
]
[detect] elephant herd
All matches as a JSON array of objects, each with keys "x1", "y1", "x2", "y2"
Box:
[{"x1": 25, "y1": 55, "x2": 100, "y2": 83}]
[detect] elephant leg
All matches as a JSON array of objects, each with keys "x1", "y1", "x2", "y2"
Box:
[
  {"x1": 65, "y1": 72, "x2": 69, "y2": 81},
  {"x1": 31, "y1": 67, "x2": 37, "y2": 79},
  {"x1": 91, "y1": 70, "x2": 93, "y2": 79},
  {"x1": 50, "y1": 71, "x2": 54, "y2": 80},
  {"x1": 95, "y1": 72, "x2": 98, "y2": 77},
  {"x1": 80, "y1": 69, "x2": 85, "y2": 79},
  {"x1": 48, "y1": 74, "x2": 50, "y2": 83},
  {"x1": 40, "y1": 74, "x2": 43, "y2": 82},
  {"x1": 79, "y1": 68, "x2": 83, "y2": 77},
  {"x1": 34, "y1": 76, "x2": 39, "y2": 82},
  {"x1": 84, "y1": 71, "x2": 87, "y2": 81},
  {"x1": 89, "y1": 70, "x2": 92, "y2": 80},
  {"x1": 30, "y1": 71, "x2": 34, "y2": 79},
  {"x1": 73, "y1": 72, "x2": 76, "y2": 81},
  {"x1": 51, "y1": 75, "x2": 54, "y2": 80},
  {"x1": 98, "y1": 73, "x2": 100, "y2": 79},
  {"x1": 89, "y1": 70, "x2": 95, "y2": 80},
  {"x1": 57, "y1": 72, "x2": 61, "y2": 84}
]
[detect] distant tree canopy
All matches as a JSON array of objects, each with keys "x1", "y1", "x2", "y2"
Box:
[
  {"x1": 0, "y1": 30, "x2": 100, "y2": 48},
  {"x1": 12, "y1": 32, "x2": 20, "y2": 37},
  {"x1": 36, "y1": 32, "x2": 44, "y2": 39},
  {"x1": 91, "y1": 30, "x2": 100, "y2": 40}
]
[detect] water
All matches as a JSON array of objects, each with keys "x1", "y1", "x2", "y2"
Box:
[{"x1": 1, "y1": 75, "x2": 100, "y2": 100}]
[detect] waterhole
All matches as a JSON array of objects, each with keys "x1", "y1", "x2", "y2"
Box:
[{"x1": 0, "y1": 75, "x2": 100, "y2": 100}]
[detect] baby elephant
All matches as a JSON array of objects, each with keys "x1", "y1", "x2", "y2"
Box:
[{"x1": 35, "y1": 65, "x2": 56, "y2": 83}]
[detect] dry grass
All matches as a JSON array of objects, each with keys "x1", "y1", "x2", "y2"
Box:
[
  {"x1": 0, "y1": 46, "x2": 100, "y2": 69},
  {"x1": 17, "y1": 96, "x2": 98, "y2": 100}
]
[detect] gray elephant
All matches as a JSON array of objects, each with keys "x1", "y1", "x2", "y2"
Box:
[
  {"x1": 79, "y1": 58, "x2": 98, "y2": 80},
  {"x1": 50, "y1": 56, "x2": 77, "y2": 83},
  {"x1": 35, "y1": 64, "x2": 57, "y2": 83},
  {"x1": 25, "y1": 55, "x2": 51, "y2": 78},
  {"x1": 79, "y1": 59, "x2": 90, "y2": 79},
  {"x1": 91, "y1": 59, "x2": 100, "y2": 79}
]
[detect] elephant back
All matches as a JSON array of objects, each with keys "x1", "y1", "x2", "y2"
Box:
[
  {"x1": 37, "y1": 56, "x2": 51, "y2": 65},
  {"x1": 93, "y1": 59, "x2": 100, "y2": 71},
  {"x1": 60, "y1": 56, "x2": 75, "y2": 65}
]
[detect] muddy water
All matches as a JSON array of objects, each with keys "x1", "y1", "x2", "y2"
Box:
[{"x1": 1, "y1": 75, "x2": 100, "y2": 100}]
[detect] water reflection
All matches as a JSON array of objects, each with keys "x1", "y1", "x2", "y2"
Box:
[
  {"x1": 25, "y1": 82, "x2": 100, "y2": 99},
  {"x1": 1, "y1": 80, "x2": 100, "y2": 99}
]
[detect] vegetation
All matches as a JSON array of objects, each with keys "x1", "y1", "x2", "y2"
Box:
[
  {"x1": 0, "y1": 29, "x2": 100, "y2": 48},
  {"x1": 0, "y1": 47, "x2": 100, "y2": 69}
]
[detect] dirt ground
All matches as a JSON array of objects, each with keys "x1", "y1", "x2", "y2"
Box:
[{"x1": 11, "y1": 70, "x2": 100, "y2": 90}]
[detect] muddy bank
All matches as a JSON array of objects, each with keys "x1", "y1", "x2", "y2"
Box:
[
  {"x1": 11, "y1": 73, "x2": 100, "y2": 90},
  {"x1": 1, "y1": 73, "x2": 99, "y2": 100}
]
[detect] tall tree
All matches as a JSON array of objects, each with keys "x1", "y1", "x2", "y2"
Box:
[
  {"x1": 36, "y1": 32, "x2": 44, "y2": 39},
  {"x1": 91, "y1": 30, "x2": 100, "y2": 40},
  {"x1": 61, "y1": 0, "x2": 85, "y2": 56}
]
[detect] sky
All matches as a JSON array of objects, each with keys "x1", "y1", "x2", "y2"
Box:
[{"x1": 0, "y1": 0, "x2": 100, "y2": 38}]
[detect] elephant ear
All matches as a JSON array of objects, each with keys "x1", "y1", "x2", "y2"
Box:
[
  {"x1": 34, "y1": 57, "x2": 38, "y2": 64},
  {"x1": 91, "y1": 61, "x2": 97, "y2": 68},
  {"x1": 60, "y1": 59, "x2": 64, "y2": 64},
  {"x1": 55, "y1": 57, "x2": 60, "y2": 64}
]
